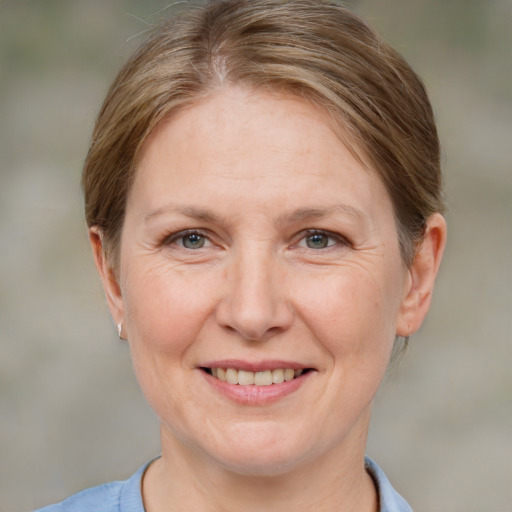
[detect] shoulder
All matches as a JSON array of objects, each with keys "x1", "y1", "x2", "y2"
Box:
[
  {"x1": 365, "y1": 456, "x2": 413, "y2": 512},
  {"x1": 33, "y1": 461, "x2": 150, "y2": 512},
  {"x1": 34, "y1": 481, "x2": 126, "y2": 512}
]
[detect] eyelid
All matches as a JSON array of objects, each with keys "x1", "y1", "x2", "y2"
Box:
[{"x1": 160, "y1": 228, "x2": 349, "y2": 250}]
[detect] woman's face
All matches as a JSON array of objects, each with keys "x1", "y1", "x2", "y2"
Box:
[{"x1": 101, "y1": 86, "x2": 417, "y2": 474}]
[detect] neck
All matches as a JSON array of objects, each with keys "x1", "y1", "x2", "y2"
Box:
[{"x1": 142, "y1": 422, "x2": 378, "y2": 512}]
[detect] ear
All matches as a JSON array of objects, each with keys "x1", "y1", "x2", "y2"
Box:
[
  {"x1": 89, "y1": 227, "x2": 125, "y2": 330},
  {"x1": 396, "y1": 213, "x2": 447, "y2": 337}
]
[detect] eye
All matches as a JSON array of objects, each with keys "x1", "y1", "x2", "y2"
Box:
[
  {"x1": 298, "y1": 230, "x2": 345, "y2": 250},
  {"x1": 165, "y1": 230, "x2": 211, "y2": 249}
]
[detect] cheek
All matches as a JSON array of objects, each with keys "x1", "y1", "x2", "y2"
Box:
[
  {"x1": 119, "y1": 262, "x2": 223, "y2": 421},
  {"x1": 120, "y1": 265, "x2": 211, "y2": 420},
  {"x1": 295, "y1": 266, "x2": 401, "y2": 360},
  {"x1": 122, "y1": 261, "x2": 217, "y2": 352}
]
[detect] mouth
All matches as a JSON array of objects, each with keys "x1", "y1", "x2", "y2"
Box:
[{"x1": 201, "y1": 367, "x2": 313, "y2": 386}]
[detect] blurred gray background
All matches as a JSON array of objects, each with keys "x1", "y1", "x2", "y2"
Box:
[{"x1": 1, "y1": 1, "x2": 510, "y2": 511}]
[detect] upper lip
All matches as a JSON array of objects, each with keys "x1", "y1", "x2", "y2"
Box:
[{"x1": 200, "y1": 359, "x2": 312, "y2": 372}]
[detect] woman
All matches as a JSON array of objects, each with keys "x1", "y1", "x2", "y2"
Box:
[{"x1": 37, "y1": 0, "x2": 446, "y2": 510}]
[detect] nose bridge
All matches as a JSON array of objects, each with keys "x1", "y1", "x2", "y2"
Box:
[{"x1": 218, "y1": 240, "x2": 291, "y2": 340}]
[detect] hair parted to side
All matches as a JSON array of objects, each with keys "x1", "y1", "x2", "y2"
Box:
[{"x1": 83, "y1": 0, "x2": 444, "y2": 266}]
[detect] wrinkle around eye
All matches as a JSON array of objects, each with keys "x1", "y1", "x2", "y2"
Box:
[{"x1": 145, "y1": 229, "x2": 226, "y2": 266}]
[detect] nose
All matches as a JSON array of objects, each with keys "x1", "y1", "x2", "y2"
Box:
[{"x1": 215, "y1": 245, "x2": 293, "y2": 342}]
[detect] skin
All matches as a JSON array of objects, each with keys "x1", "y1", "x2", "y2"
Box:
[{"x1": 91, "y1": 86, "x2": 446, "y2": 511}]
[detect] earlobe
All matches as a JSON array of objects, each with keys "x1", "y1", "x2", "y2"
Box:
[
  {"x1": 88, "y1": 227, "x2": 125, "y2": 329},
  {"x1": 396, "y1": 213, "x2": 447, "y2": 337}
]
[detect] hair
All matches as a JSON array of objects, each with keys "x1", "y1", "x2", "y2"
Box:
[{"x1": 82, "y1": 0, "x2": 444, "y2": 267}]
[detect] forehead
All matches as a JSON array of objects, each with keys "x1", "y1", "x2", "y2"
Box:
[{"x1": 131, "y1": 86, "x2": 392, "y2": 223}]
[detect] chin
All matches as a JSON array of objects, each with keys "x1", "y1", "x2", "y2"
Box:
[
  {"x1": 215, "y1": 449, "x2": 308, "y2": 477},
  {"x1": 202, "y1": 422, "x2": 318, "y2": 477}
]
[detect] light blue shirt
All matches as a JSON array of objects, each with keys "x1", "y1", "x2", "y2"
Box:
[{"x1": 35, "y1": 456, "x2": 412, "y2": 512}]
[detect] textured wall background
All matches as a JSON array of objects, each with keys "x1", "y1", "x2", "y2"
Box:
[{"x1": 1, "y1": 1, "x2": 511, "y2": 511}]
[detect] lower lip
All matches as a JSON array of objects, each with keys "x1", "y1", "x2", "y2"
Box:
[{"x1": 199, "y1": 370, "x2": 311, "y2": 405}]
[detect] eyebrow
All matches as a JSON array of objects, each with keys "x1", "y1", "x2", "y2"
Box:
[
  {"x1": 276, "y1": 204, "x2": 364, "y2": 225},
  {"x1": 145, "y1": 203, "x2": 364, "y2": 225},
  {"x1": 145, "y1": 204, "x2": 223, "y2": 224}
]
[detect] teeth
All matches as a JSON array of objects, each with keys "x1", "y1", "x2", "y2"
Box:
[
  {"x1": 209, "y1": 367, "x2": 306, "y2": 386},
  {"x1": 284, "y1": 368, "x2": 295, "y2": 381},
  {"x1": 272, "y1": 369, "x2": 284, "y2": 384},
  {"x1": 238, "y1": 370, "x2": 254, "y2": 386},
  {"x1": 254, "y1": 370, "x2": 272, "y2": 386},
  {"x1": 226, "y1": 368, "x2": 239, "y2": 384}
]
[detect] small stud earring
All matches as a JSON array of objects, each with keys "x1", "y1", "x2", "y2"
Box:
[{"x1": 117, "y1": 323, "x2": 125, "y2": 340}]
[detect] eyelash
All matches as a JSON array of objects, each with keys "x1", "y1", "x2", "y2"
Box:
[
  {"x1": 162, "y1": 228, "x2": 349, "y2": 252},
  {"x1": 162, "y1": 230, "x2": 212, "y2": 250},
  {"x1": 296, "y1": 229, "x2": 349, "y2": 250}
]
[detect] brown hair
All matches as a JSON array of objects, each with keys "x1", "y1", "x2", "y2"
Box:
[{"x1": 83, "y1": 0, "x2": 444, "y2": 266}]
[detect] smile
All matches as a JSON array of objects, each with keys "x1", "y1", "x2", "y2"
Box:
[{"x1": 203, "y1": 367, "x2": 309, "y2": 386}]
